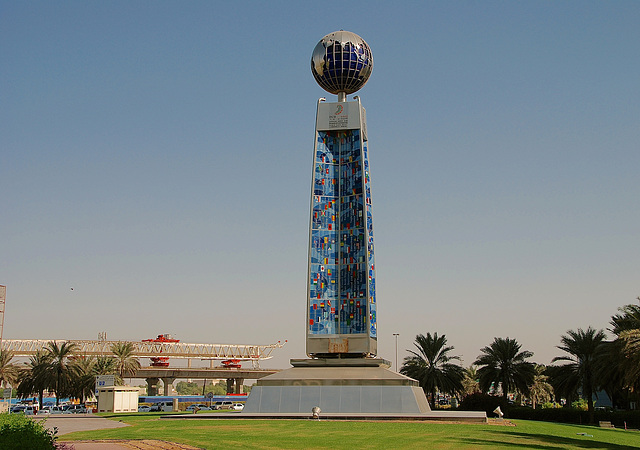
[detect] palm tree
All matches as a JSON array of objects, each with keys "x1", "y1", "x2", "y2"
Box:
[
  {"x1": 619, "y1": 329, "x2": 640, "y2": 388},
  {"x1": 45, "y1": 341, "x2": 81, "y2": 405},
  {"x1": 111, "y1": 342, "x2": 140, "y2": 383},
  {"x1": 545, "y1": 364, "x2": 579, "y2": 405},
  {"x1": 0, "y1": 350, "x2": 19, "y2": 388},
  {"x1": 593, "y1": 339, "x2": 627, "y2": 410},
  {"x1": 94, "y1": 356, "x2": 117, "y2": 376},
  {"x1": 474, "y1": 337, "x2": 535, "y2": 403},
  {"x1": 610, "y1": 300, "x2": 640, "y2": 392},
  {"x1": 552, "y1": 327, "x2": 606, "y2": 424},
  {"x1": 610, "y1": 300, "x2": 640, "y2": 336},
  {"x1": 16, "y1": 351, "x2": 51, "y2": 407},
  {"x1": 400, "y1": 333, "x2": 465, "y2": 409},
  {"x1": 462, "y1": 365, "x2": 480, "y2": 397},
  {"x1": 529, "y1": 365, "x2": 554, "y2": 409},
  {"x1": 71, "y1": 356, "x2": 97, "y2": 404}
]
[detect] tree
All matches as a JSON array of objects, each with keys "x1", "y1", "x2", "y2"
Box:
[
  {"x1": 610, "y1": 299, "x2": 640, "y2": 392},
  {"x1": 71, "y1": 356, "x2": 97, "y2": 404},
  {"x1": 610, "y1": 300, "x2": 640, "y2": 336},
  {"x1": 44, "y1": 341, "x2": 81, "y2": 405},
  {"x1": 462, "y1": 366, "x2": 480, "y2": 397},
  {"x1": 93, "y1": 355, "x2": 118, "y2": 379},
  {"x1": 619, "y1": 328, "x2": 640, "y2": 387},
  {"x1": 210, "y1": 381, "x2": 230, "y2": 396},
  {"x1": 593, "y1": 339, "x2": 628, "y2": 409},
  {"x1": 16, "y1": 351, "x2": 51, "y2": 407},
  {"x1": 545, "y1": 364, "x2": 579, "y2": 405},
  {"x1": 552, "y1": 327, "x2": 606, "y2": 424},
  {"x1": 0, "y1": 350, "x2": 19, "y2": 388},
  {"x1": 176, "y1": 381, "x2": 201, "y2": 395},
  {"x1": 529, "y1": 365, "x2": 554, "y2": 409},
  {"x1": 474, "y1": 337, "x2": 535, "y2": 403},
  {"x1": 110, "y1": 342, "x2": 141, "y2": 383},
  {"x1": 400, "y1": 332, "x2": 465, "y2": 409}
]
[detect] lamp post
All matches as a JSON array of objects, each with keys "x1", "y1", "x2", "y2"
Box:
[{"x1": 393, "y1": 333, "x2": 399, "y2": 372}]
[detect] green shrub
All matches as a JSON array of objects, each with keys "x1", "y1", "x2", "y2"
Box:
[
  {"x1": 0, "y1": 413, "x2": 58, "y2": 449},
  {"x1": 541, "y1": 402, "x2": 561, "y2": 409},
  {"x1": 507, "y1": 406, "x2": 640, "y2": 428},
  {"x1": 458, "y1": 393, "x2": 508, "y2": 416},
  {"x1": 571, "y1": 399, "x2": 588, "y2": 410}
]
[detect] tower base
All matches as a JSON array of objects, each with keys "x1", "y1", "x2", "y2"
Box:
[{"x1": 243, "y1": 358, "x2": 431, "y2": 414}]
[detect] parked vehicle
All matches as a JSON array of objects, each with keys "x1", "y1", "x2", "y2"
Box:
[
  {"x1": 212, "y1": 401, "x2": 233, "y2": 410},
  {"x1": 231, "y1": 403, "x2": 244, "y2": 411},
  {"x1": 63, "y1": 404, "x2": 87, "y2": 414},
  {"x1": 150, "y1": 401, "x2": 173, "y2": 412},
  {"x1": 50, "y1": 406, "x2": 65, "y2": 414},
  {"x1": 186, "y1": 404, "x2": 212, "y2": 411},
  {"x1": 10, "y1": 405, "x2": 26, "y2": 414},
  {"x1": 38, "y1": 405, "x2": 54, "y2": 414},
  {"x1": 138, "y1": 405, "x2": 152, "y2": 412}
]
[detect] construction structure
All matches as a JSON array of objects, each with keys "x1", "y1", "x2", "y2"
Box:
[
  {"x1": 142, "y1": 334, "x2": 181, "y2": 367},
  {"x1": 1, "y1": 338, "x2": 285, "y2": 369},
  {"x1": 2, "y1": 336, "x2": 285, "y2": 396}
]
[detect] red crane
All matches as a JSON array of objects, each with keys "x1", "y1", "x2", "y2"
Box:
[{"x1": 142, "y1": 334, "x2": 180, "y2": 367}]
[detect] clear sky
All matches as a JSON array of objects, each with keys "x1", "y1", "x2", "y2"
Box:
[{"x1": 2, "y1": 1, "x2": 639, "y2": 372}]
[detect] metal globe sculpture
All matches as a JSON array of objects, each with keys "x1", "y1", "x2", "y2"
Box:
[{"x1": 311, "y1": 30, "x2": 373, "y2": 95}]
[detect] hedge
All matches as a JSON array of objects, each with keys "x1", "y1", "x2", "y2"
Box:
[
  {"x1": 457, "y1": 392, "x2": 509, "y2": 415},
  {"x1": 0, "y1": 413, "x2": 60, "y2": 449},
  {"x1": 507, "y1": 407, "x2": 640, "y2": 429},
  {"x1": 457, "y1": 393, "x2": 640, "y2": 429}
]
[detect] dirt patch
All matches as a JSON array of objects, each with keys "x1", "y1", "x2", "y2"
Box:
[
  {"x1": 61, "y1": 440, "x2": 204, "y2": 450},
  {"x1": 487, "y1": 418, "x2": 517, "y2": 426}
]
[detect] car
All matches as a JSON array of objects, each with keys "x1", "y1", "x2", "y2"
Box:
[
  {"x1": 150, "y1": 401, "x2": 173, "y2": 412},
  {"x1": 212, "y1": 401, "x2": 233, "y2": 410},
  {"x1": 38, "y1": 405, "x2": 54, "y2": 414},
  {"x1": 50, "y1": 405, "x2": 65, "y2": 414},
  {"x1": 138, "y1": 405, "x2": 152, "y2": 412},
  {"x1": 231, "y1": 403, "x2": 244, "y2": 411},
  {"x1": 63, "y1": 404, "x2": 87, "y2": 414},
  {"x1": 10, "y1": 405, "x2": 26, "y2": 414},
  {"x1": 24, "y1": 406, "x2": 38, "y2": 415},
  {"x1": 595, "y1": 406, "x2": 612, "y2": 412},
  {"x1": 186, "y1": 404, "x2": 211, "y2": 411}
]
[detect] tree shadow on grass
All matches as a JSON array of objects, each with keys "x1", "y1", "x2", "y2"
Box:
[{"x1": 457, "y1": 429, "x2": 639, "y2": 449}]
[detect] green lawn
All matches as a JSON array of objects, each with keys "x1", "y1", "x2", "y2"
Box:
[{"x1": 61, "y1": 414, "x2": 640, "y2": 449}]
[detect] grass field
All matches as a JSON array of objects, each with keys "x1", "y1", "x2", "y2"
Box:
[{"x1": 62, "y1": 413, "x2": 640, "y2": 449}]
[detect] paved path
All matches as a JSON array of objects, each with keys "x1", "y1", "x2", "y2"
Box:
[
  {"x1": 35, "y1": 415, "x2": 203, "y2": 449},
  {"x1": 35, "y1": 415, "x2": 130, "y2": 449},
  {"x1": 36, "y1": 414, "x2": 130, "y2": 436}
]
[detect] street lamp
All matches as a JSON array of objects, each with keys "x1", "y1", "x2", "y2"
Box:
[{"x1": 393, "y1": 333, "x2": 399, "y2": 372}]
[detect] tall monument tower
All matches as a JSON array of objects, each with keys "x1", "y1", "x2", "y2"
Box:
[
  {"x1": 243, "y1": 32, "x2": 433, "y2": 415},
  {"x1": 307, "y1": 31, "x2": 377, "y2": 357}
]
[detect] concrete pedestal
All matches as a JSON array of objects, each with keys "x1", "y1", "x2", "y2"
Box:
[{"x1": 243, "y1": 358, "x2": 431, "y2": 414}]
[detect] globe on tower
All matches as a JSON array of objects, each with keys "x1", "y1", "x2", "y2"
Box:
[{"x1": 311, "y1": 30, "x2": 373, "y2": 96}]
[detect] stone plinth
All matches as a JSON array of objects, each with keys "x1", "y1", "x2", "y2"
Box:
[{"x1": 243, "y1": 358, "x2": 431, "y2": 414}]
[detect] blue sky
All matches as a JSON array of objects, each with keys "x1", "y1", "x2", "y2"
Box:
[{"x1": 1, "y1": 1, "x2": 639, "y2": 371}]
